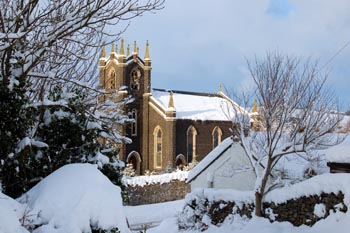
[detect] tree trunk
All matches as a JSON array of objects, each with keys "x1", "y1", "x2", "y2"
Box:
[
  {"x1": 255, "y1": 192, "x2": 263, "y2": 217},
  {"x1": 254, "y1": 157, "x2": 273, "y2": 217}
]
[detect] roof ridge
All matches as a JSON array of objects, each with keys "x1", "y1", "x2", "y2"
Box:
[{"x1": 152, "y1": 88, "x2": 219, "y2": 97}]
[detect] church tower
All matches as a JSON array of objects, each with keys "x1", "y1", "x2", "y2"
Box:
[
  {"x1": 99, "y1": 39, "x2": 151, "y2": 95},
  {"x1": 99, "y1": 40, "x2": 152, "y2": 173}
]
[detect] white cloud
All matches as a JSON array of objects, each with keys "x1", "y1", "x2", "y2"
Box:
[{"x1": 114, "y1": 0, "x2": 350, "y2": 105}]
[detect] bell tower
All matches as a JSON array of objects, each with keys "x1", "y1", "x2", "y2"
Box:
[
  {"x1": 99, "y1": 39, "x2": 151, "y2": 95},
  {"x1": 99, "y1": 40, "x2": 152, "y2": 173}
]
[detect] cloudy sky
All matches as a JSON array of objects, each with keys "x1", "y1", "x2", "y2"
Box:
[{"x1": 116, "y1": 0, "x2": 350, "y2": 108}]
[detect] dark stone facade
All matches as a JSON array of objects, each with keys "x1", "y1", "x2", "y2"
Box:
[{"x1": 175, "y1": 120, "x2": 232, "y2": 162}]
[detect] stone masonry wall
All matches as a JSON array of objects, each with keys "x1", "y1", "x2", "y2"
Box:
[
  {"x1": 125, "y1": 180, "x2": 190, "y2": 206},
  {"x1": 263, "y1": 192, "x2": 347, "y2": 226},
  {"x1": 179, "y1": 191, "x2": 347, "y2": 230}
]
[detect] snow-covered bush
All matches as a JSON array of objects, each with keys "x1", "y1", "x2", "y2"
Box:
[
  {"x1": 1, "y1": 85, "x2": 129, "y2": 198},
  {"x1": 0, "y1": 0, "x2": 163, "y2": 199},
  {"x1": 0, "y1": 192, "x2": 30, "y2": 233},
  {"x1": 124, "y1": 163, "x2": 136, "y2": 177},
  {"x1": 18, "y1": 163, "x2": 131, "y2": 233},
  {"x1": 178, "y1": 189, "x2": 254, "y2": 231}
]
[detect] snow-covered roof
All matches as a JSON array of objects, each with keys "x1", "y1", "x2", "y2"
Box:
[
  {"x1": 151, "y1": 89, "x2": 241, "y2": 121},
  {"x1": 325, "y1": 135, "x2": 350, "y2": 163},
  {"x1": 187, "y1": 137, "x2": 234, "y2": 182}
]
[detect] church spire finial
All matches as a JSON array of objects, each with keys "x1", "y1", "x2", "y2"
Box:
[
  {"x1": 253, "y1": 98, "x2": 258, "y2": 113},
  {"x1": 219, "y1": 84, "x2": 223, "y2": 93},
  {"x1": 168, "y1": 91, "x2": 175, "y2": 108},
  {"x1": 145, "y1": 40, "x2": 150, "y2": 60},
  {"x1": 133, "y1": 41, "x2": 137, "y2": 54},
  {"x1": 120, "y1": 39, "x2": 125, "y2": 55},
  {"x1": 101, "y1": 45, "x2": 106, "y2": 58},
  {"x1": 111, "y1": 42, "x2": 115, "y2": 53},
  {"x1": 127, "y1": 44, "x2": 130, "y2": 56}
]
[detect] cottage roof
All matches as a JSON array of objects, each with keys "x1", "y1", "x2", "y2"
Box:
[
  {"x1": 187, "y1": 137, "x2": 234, "y2": 182},
  {"x1": 325, "y1": 134, "x2": 350, "y2": 163},
  {"x1": 151, "y1": 89, "x2": 242, "y2": 121}
]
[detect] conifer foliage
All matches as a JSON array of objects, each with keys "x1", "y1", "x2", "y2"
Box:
[{"x1": 0, "y1": 0, "x2": 164, "y2": 198}]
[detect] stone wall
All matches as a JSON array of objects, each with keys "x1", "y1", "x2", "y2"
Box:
[
  {"x1": 125, "y1": 180, "x2": 190, "y2": 206},
  {"x1": 179, "y1": 191, "x2": 348, "y2": 230},
  {"x1": 264, "y1": 192, "x2": 347, "y2": 226}
]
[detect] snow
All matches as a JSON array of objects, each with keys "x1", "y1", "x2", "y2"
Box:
[
  {"x1": 123, "y1": 170, "x2": 188, "y2": 187},
  {"x1": 149, "y1": 174, "x2": 350, "y2": 233},
  {"x1": 89, "y1": 151, "x2": 111, "y2": 168},
  {"x1": 325, "y1": 134, "x2": 350, "y2": 163},
  {"x1": 150, "y1": 211, "x2": 350, "y2": 233},
  {"x1": 0, "y1": 192, "x2": 29, "y2": 233},
  {"x1": 124, "y1": 199, "x2": 184, "y2": 229},
  {"x1": 264, "y1": 173, "x2": 350, "y2": 205},
  {"x1": 16, "y1": 137, "x2": 48, "y2": 153},
  {"x1": 18, "y1": 163, "x2": 130, "y2": 233},
  {"x1": 313, "y1": 204, "x2": 326, "y2": 218},
  {"x1": 151, "y1": 89, "x2": 240, "y2": 121},
  {"x1": 187, "y1": 137, "x2": 233, "y2": 182},
  {"x1": 188, "y1": 188, "x2": 254, "y2": 204}
]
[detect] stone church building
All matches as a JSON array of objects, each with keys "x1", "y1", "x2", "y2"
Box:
[{"x1": 99, "y1": 40, "x2": 243, "y2": 175}]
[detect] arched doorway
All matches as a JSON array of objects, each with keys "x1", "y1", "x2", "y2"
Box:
[
  {"x1": 126, "y1": 151, "x2": 142, "y2": 175},
  {"x1": 175, "y1": 154, "x2": 187, "y2": 170}
]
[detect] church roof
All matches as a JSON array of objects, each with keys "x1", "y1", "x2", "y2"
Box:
[{"x1": 151, "y1": 88, "x2": 241, "y2": 121}]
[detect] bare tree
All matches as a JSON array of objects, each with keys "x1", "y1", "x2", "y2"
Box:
[
  {"x1": 0, "y1": 0, "x2": 163, "y2": 91},
  {"x1": 0, "y1": 0, "x2": 164, "y2": 197},
  {"x1": 231, "y1": 52, "x2": 345, "y2": 217},
  {"x1": 0, "y1": 0, "x2": 164, "y2": 145}
]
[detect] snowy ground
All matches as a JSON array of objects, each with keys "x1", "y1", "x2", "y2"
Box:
[
  {"x1": 140, "y1": 173, "x2": 350, "y2": 233},
  {"x1": 139, "y1": 200, "x2": 350, "y2": 233},
  {"x1": 124, "y1": 199, "x2": 184, "y2": 231},
  {"x1": 149, "y1": 212, "x2": 350, "y2": 233}
]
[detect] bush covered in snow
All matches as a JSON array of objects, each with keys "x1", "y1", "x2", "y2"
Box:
[
  {"x1": 17, "y1": 163, "x2": 131, "y2": 233},
  {"x1": 0, "y1": 192, "x2": 30, "y2": 233},
  {"x1": 1, "y1": 85, "x2": 128, "y2": 198}
]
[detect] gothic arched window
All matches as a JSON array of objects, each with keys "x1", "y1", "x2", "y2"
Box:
[
  {"x1": 187, "y1": 126, "x2": 197, "y2": 163},
  {"x1": 110, "y1": 70, "x2": 116, "y2": 89},
  {"x1": 130, "y1": 109, "x2": 137, "y2": 136},
  {"x1": 154, "y1": 126, "x2": 162, "y2": 168},
  {"x1": 212, "y1": 127, "x2": 222, "y2": 149},
  {"x1": 130, "y1": 68, "x2": 141, "y2": 90}
]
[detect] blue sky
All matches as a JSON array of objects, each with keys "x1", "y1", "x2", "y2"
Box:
[{"x1": 113, "y1": 0, "x2": 350, "y2": 109}]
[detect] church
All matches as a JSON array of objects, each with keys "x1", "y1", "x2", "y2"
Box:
[{"x1": 99, "y1": 40, "x2": 244, "y2": 175}]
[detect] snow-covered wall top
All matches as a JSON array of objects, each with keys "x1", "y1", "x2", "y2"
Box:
[
  {"x1": 123, "y1": 170, "x2": 189, "y2": 187},
  {"x1": 189, "y1": 173, "x2": 350, "y2": 206},
  {"x1": 264, "y1": 173, "x2": 350, "y2": 205},
  {"x1": 151, "y1": 89, "x2": 238, "y2": 121}
]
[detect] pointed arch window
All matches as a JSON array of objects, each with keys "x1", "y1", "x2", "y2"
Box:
[
  {"x1": 153, "y1": 126, "x2": 162, "y2": 168},
  {"x1": 212, "y1": 127, "x2": 222, "y2": 149},
  {"x1": 130, "y1": 109, "x2": 137, "y2": 136},
  {"x1": 110, "y1": 70, "x2": 116, "y2": 89},
  {"x1": 130, "y1": 68, "x2": 141, "y2": 90},
  {"x1": 187, "y1": 126, "x2": 197, "y2": 163}
]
